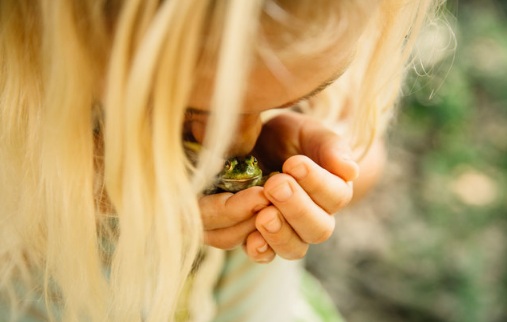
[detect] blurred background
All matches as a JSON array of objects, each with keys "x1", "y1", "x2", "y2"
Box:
[{"x1": 306, "y1": 0, "x2": 507, "y2": 321}]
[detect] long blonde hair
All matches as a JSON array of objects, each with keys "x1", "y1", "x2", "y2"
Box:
[{"x1": 0, "y1": 0, "x2": 444, "y2": 321}]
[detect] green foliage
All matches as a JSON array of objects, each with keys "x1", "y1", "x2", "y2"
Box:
[
  {"x1": 387, "y1": 2, "x2": 507, "y2": 320},
  {"x1": 307, "y1": 1, "x2": 507, "y2": 321},
  {"x1": 378, "y1": 1, "x2": 507, "y2": 320}
]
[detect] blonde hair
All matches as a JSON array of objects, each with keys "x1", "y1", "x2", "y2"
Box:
[{"x1": 0, "y1": 0, "x2": 444, "y2": 321}]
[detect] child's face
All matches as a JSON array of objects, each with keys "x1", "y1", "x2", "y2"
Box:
[{"x1": 186, "y1": 40, "x2": 356, "y2": 156}]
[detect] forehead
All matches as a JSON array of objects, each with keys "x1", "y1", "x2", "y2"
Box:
[
  {"x1": 189, "y1": 1, "x2": 372, "y2": 113},
  {"x1": 189, "y1": 43, "x2": 357, "y2": 114}
]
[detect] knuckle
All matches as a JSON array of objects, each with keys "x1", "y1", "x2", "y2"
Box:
[
  {"x1": 329, "y1": 185, "x2": 353, "y2": 213},
  {"x1": 284, "y1": 207, "x2": 307, "y2": 222},
  {"x1": 310, "y1": 230, "x2": 332, "y2": 244},
  {"x1": 308, "y1": 221, "x2": 335, "y2": 244},
  {"x1": 223, "y1": 209, "x2": 240, "y2": 224},
  {"x1": 281, "y1": 245, "x2": 308, "y2": 260},
  {"x1": 264, "y1": 232, "x2": 288, "y2": 247}
]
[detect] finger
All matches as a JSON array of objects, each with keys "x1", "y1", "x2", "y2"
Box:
[
  {"x1": 282, "y1": 155, "x2": 354, "y2": 214},
  {"x1": 298, "y1": 117, "x2": 360, "y2": 182},
  {"x1": 243, "y1": 230, "x2": 276, "y2": 263},
  {"x1": 204, "y1": 216, "x2": 257, "y2": 250},
  {"x1": 255, "y1": 112, "x2": 359, "y2": 182},
  {"x1": 199, "y1": 186, "x2": 270, "y2": 230},
  {"x1": 255, "y1": 206, "x2": 309, "y2": 260},
  {"x1": 263, "y1": 174, "x2": 336, "y2": 244}
]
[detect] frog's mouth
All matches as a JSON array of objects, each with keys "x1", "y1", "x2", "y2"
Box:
[
  {"x1": 215, "y1": 175, "x2": 263, "y2": 193},
  {"x1": 218, "y1": 175, "x2": 262, "y2": 183}
]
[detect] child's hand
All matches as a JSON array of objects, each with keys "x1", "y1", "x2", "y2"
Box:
[
  {"x1": 199, "y1": 111, "x2": 359, "y2": 264},
  {"x1": 243, "y1": 112, "x2": 359, "y2": 262},
  {"x1": 199, "y1": 186, "x2": 270, "y2": 251}
]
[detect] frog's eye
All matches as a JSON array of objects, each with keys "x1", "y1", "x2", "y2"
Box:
[
  {"x1": 251, "y1": 157, "x2": 258, "y2": 165},
  {"x1": 224, "y1": 160, "x2": 232, "y2": 171}
]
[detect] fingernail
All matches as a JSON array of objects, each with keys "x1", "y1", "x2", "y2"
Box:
[
  {"x1": 335, "y1": 152, "x2": 360, "y2": 181},
  {"x1": 263, "y1": 216, "x2": 282, "y2": 233},
  {"x1": 289, "y1": 163, "x2": 308, "y2": 180},
  {"x1": 268, "y1": 182, "x2": 293, "y2": 202},
  {"x1": 345, "y1": 160, "x2": 360, "y2": 181},
  {"x1": 257, "y1": 243, "x2": 269, "y2": 253}
]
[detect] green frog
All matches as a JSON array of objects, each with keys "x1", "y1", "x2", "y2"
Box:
[
  {"x1": 183, "y1": 141, "x2": 275, "y2": 193},
  {"x1": 215, "y1": 155, "x2": 263, "y2": 193}
]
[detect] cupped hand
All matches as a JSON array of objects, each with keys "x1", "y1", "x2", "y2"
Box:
[
  {"x1": 199, "y1": 111, "x2": 360, "y2": 264},
  {"x1": 243, "y1": 111, "x2": 360, "y2": 262}
]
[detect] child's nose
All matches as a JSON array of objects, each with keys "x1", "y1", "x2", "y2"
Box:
[
  {"x1": 226, "y1": 114, "x2": 262, "y2": 157},
  {"x1": 186, "y1": 113, "x2": 262, "y2": 157}
]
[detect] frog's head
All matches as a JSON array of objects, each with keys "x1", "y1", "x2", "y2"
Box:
[
  {"x1": 215, "y1": 155, "x2": 263, "y2": 192},
  {"x1": 220, "y1": 155, "x2": 262, "y2": 180}
]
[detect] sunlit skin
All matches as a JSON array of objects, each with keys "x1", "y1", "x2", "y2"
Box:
[{"x1": 186, "y1": 39, "x2": 385, "y2": 263}]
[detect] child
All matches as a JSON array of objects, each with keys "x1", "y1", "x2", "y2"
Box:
[{"x1": 0, "y1": 0, "x2": 445, "y2": 321}]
